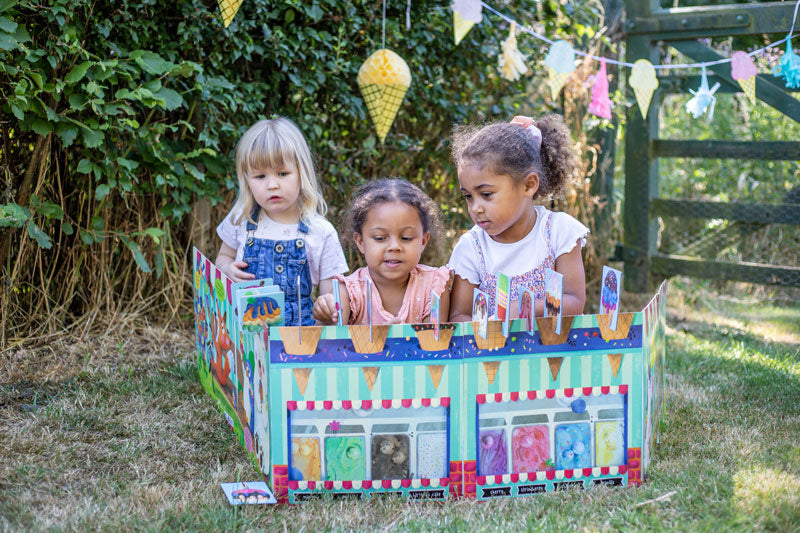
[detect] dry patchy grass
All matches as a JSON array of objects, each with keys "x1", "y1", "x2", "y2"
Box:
[{"x1": 1, "y1": 279, "x2": 799, "y2": 531}]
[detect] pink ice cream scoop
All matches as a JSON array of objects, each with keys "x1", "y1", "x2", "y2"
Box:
[{"x1": 731, "y1": 51, "x2": 757, "y2": 80}]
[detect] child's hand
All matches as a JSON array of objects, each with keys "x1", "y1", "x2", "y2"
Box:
[
  {"x1": 222, "y1": 260, "x2": 256, "y2": 282},
  {"x1": 313, "y1": 293, "x2": 339, "y2": 325}
]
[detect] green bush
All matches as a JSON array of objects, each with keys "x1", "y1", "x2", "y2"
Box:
[{"x1": 0, "y1": 0, "x2": 606, "y2": 340}]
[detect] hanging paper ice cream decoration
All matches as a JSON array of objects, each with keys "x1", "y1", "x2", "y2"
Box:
[
  {"x1": 686, "y1": 65, "x2": 721, "y2": 119},
  {"x1": 357, "y1": 49, "x2": 412, "y2": 143},
  {"x1": 217, "y1": 0, "x2": 244, "y2": 28},
  {"x1": 498, "y1": 22, "x2": 528, "y2": 82},
  {"x1": 588, "y1": 57, "x2": 612, "y2": 119},
  {"x1": 772, "y1": 40, "x2": 800, "y2": 89},
  {"x1": 453, "y1": 0, "x2": 482, "y2": 45},
  {"x1": 629, "y1": 59, "x2": 659, "y2": 119},
  {"x1": 730, "y1": 51, "x2": 758, "y2": 104},
  {"x1": 544, "y1": 40, "x2": 575, "y2": 99}
]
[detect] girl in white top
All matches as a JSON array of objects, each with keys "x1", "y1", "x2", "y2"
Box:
[
  {"x1": 216, "y1": 117, "x2": 348, "y2": 326},
  {"x1": 448, "y1": 115, "x2": 589, "y2": 321}
]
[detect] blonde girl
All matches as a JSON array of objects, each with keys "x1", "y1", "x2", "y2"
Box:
[{"x1": 216, "y1": 117, "x2": 348, "y2": 326}]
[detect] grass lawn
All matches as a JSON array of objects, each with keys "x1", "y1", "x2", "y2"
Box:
[{"x1": 1, "y1": 279, "x2": 798, "y2": 531}]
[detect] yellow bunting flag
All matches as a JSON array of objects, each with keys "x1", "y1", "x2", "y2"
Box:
[{"x1": 630, "y1": 59, "x2": 659, "y2": 119}]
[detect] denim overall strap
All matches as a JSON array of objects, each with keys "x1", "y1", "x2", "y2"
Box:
[{"x1": 241, "y1": 207, "x2": 314, "y2": 326}]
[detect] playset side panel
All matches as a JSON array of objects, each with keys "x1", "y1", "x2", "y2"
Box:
[
  {"x1": 267, "y1": 323, "x2": 465, "y2": 502},
  {"x1": 462, "y1": 313, "x2": 644, "y2": 499},
  {"x1": 192, "y1": 249, "x2": 250, "y2": 456}
]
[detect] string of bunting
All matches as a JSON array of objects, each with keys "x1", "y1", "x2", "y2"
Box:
[
  {"x1": 214, "y1": 0, "x2": 799, "y2": 138},
  {"x1": 456, "y1": 0, "x2": 800, "y2": 119}
]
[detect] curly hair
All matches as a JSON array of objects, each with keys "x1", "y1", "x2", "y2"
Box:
[
  {"x1": 345, "y1": 178, "x2": 444, "y2": 249},
  {"x1": 451, "y1": 114, "x2": 579, "y2": 199}
]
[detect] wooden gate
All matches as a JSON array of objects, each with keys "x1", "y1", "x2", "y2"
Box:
[{"x1": 623, "y1": 0, "x2": 800, "y2": 291}]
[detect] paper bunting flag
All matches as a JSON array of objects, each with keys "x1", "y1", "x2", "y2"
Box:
[
  {"x1": 217, "y1": 0, "x2": 244, "y2": 28},
  {"x1": 588, "y1": 57, "x2": 612, "y2": 119},
  {"x1": 686, "y1": 65, "x2": 721, "y2": 119},
  {"x1": 731, "y1": 51, "x2": 758, "y2": 104},
  {"x1": 498, "y1": 22, "x2": 528, "y2": 82},
  {"x1": 357, "y1": 49, "x2": 412, "y2": 143},
  {"x1": 453, "y1": 0, "x2": 482, "y2": 45},
  {"x1": 629, "y1": 59, "x2": 658, "y2": 119},
  {"x1": 772, "y1": 40, "x2": 800, "y2": 89},
  {"x1": 544, "y1": 40, "x2": 575, "y2": 99}
]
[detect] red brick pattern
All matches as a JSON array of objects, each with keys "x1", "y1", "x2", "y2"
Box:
[
  {"x1": 626, "y1": 448, "x2": 642, "y2": 486},
  {"x1": 462, "y1": 460, "x2": 477, "y2": 498},
  {"x1": 273, "y1": 464, "x2": 289, "y2": 502},
  {"x1": 448, "y1": 461, "x2": 463, "y2": 497}
]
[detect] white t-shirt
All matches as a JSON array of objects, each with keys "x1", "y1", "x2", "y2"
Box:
[
  {"x1": 448, "y1": 206, "x2": 589, "y2": 307},
  {"x1": 216, "y1": 209, "x2": 348, "y2": 286}
]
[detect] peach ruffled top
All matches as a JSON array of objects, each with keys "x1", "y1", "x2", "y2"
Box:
[{"x1": 335, "y1": 265, "x2": 451, "y2": 325}]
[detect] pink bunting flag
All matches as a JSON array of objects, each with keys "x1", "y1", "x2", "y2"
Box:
[{"x1": 588, "y1": 57, "x2": 612, "y2": 119}]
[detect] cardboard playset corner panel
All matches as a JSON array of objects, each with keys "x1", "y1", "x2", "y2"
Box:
[{"x1": 193, "y1": 249, "x2": 667, "y2": 503}]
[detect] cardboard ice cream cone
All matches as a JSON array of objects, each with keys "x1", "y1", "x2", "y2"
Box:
[
  {"x1": 536, "y1": 316, "x2": 574, "y2": 345},
  {"x1": 293, "y1": 368, "x2": 312, "y2": 396},
  {"x1": 483, "y1": 361, "x2": 500, "y2": 385},
  {"x1": 427, "y1": 365, "x2": 444, "y2": 389},
  {"x1": 597, "y1": 313, "x2": 634, "y2": 341},
  {"x1": 547, "y1": 357, "x2": 563, "y2": 381},
  {"x1": 607, "y1": 353, "x2": 623, "y2": 378},
  {"x1": 738, "y1": 76, "x2": 756, "y2": 104},
  {"x1": 413, "y1": 323, "x2": 455, "y2": 351},
  {"x1": 279, "y1": 326, "x2": 322, "y2": 355},
  {"x1": 471, "y1": 320, "x2": 507, "y2": 350},
  {"x1": 361, "y1": 366, "x2": 379, "y2": 392},
  {"x1": 349, "y1": 324, "x2": 390, "y2": 353}
]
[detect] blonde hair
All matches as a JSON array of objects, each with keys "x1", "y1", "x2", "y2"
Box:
[{"x1": 231, "y1": 117, "x2": 327, "y2": 224}]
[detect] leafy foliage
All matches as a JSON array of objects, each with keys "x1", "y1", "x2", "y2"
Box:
[{"x1": 0, "y1": 0, "x2": 607, "y2": 340}]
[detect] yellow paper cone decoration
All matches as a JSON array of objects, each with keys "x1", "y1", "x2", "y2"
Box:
[
  {"x1": 547, "y1": 69, "x2": 571, "y2": 100},
  {"x1": 453, "y1": 11, "x2": 475, "y2": 46},
  {"x1": 738, "y1": 77, "x2": 756, "y2": 105},
  {"x1": 362, "y1": 367, "x2": 379, "y2": 391},
  {"x1": 547, "y1": 357, "x2": 563, "y2": 381},
  {"x1": 293, "y1": 368, "x2": 311, "y2": 396},
  {"x1": 630, "y1": 59, "x2": 659, "y2": 119},
  {"x1": 607, "y1": 354, "x2": 623, "y2": 378},
  {"x1": 357, "y1": 49, "x2": 412, "y2": 143},
  {"x1": 217, "y1": 0, "x2": 244, "y2": 28},
  {"x1": 483, "y1": 361, "x2": 500, "y2": 385},
  {"x1": 427, "y1": 365, "x2": 444, "y2": 389}
]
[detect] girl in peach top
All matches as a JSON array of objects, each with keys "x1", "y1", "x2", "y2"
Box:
[{"x1": 313, "y1": 178, "x2": 451, "y2": 325}]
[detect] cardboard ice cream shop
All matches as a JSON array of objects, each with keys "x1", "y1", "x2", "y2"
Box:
[{"x1": 193, "y1": 249, "x2": 667, "y2": 503}]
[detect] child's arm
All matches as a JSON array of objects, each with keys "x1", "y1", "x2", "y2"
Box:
[
  {"x1": 215, "y1": 243, "x2": 255, "y2": 282},
  {"x1": 313, "y1": 279, "x2": 351, "y2": 325},
  {"x1": 555, "y1": 239, "x2": 586, "y2": 316},
  {"x1": 448, "y1": 275, "x2": 478, "y2": 322}
]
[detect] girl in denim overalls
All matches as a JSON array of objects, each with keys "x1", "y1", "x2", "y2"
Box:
[{"x1": 216, "y1": 118, "x2": 348, "y2": 326}]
